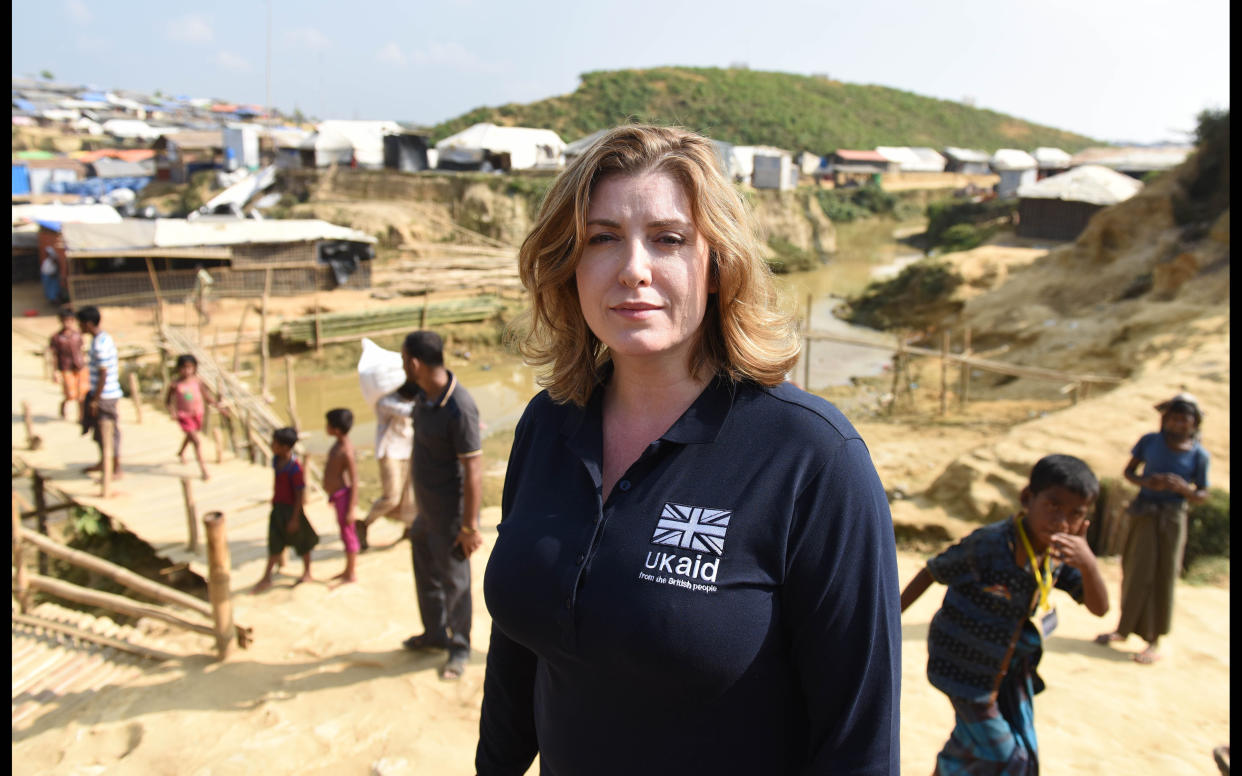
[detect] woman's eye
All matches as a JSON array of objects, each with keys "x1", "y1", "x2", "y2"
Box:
[
  {"x1": 657, "y1": 234, "x2": 685, "y2": 245},
  {"x1": 586, "y1": 233, "x2": 616, "y2": 245}
]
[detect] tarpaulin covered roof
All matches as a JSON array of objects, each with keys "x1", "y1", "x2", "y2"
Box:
[
  {"x1": 1032, "y1": 147, "x2": 1073, "y2": 168},
  {"x1": 832, "y1": 149, "x2": 890, "y2": 163},
  {"x1": 943, "y1": 147, "x2": 990, "y2": 163},
  {"x1": 12, "y1": 202, "x2": 124, "y2": 227},
  {"x1": 875, "y1": 146, "x2": 946, "y2": 172},
  {"x1": 989, "y1": 148, "x2": 1038, "y2": 171},
  {"x1": 1069, "y1": 145, "x2": 1191, "y2": 173},
  {"x1": 435, "y1": 122, "x2": 566, "y2": 169},
  {"x1": 1016, "y1": 164, "x2": 1144, "y2": 206},
  {"x1": 62, "y1": 218, "x2": 376, "y2": 252}
]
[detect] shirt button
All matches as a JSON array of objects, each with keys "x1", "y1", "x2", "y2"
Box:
[
  {"x1": 575, "y1": 554, "x2": 585, "y2": 565},
  {"x1": 618, "y1": 480, "x2": 631, "y2": 492}
]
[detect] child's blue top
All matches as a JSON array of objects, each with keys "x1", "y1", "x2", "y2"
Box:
[
  {"x1": 926, "y1": 517, "x2": 1084, "y2": 703},
  {"x1": 1132, "y1": 432, "x2": 1210, "y2": 504}
]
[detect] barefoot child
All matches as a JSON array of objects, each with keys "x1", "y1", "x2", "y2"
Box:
[
  {"x1": 323, "y1": 408, "x2": 360, "y2": 583},
  {"x1": 900, "y1": 454, "x2": 1110, "y2": 775},
  {"x1": 48, "y1": 306, "x2": 88, "y2": 421},
  {"x1": 164, "y1": 354, "x2": 222, "y2": 480},
  {"x1": 1095, "y1": 392, "x2": 1210, "y2": 665},
  {"x1": 253, "y1": 427, "x2": 318, "y2": 593}
]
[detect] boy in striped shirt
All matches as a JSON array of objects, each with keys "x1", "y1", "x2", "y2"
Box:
[{"x1": 75, "y1": 306, "x2": 124, "y2": 479}]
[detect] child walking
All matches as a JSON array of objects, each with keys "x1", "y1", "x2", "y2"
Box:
[
  {"x1": 323, "y1": 408, "x2": 360, "y2": 584},
  {"x1": 1095, "y1": 392, "x2": 1210, "y2": 664},
  {"x1": 48, "y1": 306, "x2": 88, "y2": 421},
  {"x1": 253, "y1": 427, "x2": 319, "y2": 593},
  {"x1": 164, "y1": 354, "x2": 222, "y2": 480},
  {"x1": 900, "y1": 454, "x2": 1110, "y2": 775}
]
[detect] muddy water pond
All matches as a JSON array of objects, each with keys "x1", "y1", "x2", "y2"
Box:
[{"x1": 261, "y1": 217, "x2": 923, "y2": 456}]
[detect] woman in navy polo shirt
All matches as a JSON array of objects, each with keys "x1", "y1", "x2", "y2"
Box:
[{"x1": 476, "y1": 125, "x2": 901, "y2": 776}]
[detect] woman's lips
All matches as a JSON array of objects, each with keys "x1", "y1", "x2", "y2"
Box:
[{"x1": 611, "y1": 302, "x2": 660, "y2": 319}]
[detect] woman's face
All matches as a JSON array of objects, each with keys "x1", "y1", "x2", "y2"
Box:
[{"x1": 575, "y1": 171, "x2": 714, "y2": 369}]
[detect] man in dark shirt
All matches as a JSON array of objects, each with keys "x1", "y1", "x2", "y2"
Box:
[{"x1": 399, "y1": 330, "x2": 483, "y2": 682}]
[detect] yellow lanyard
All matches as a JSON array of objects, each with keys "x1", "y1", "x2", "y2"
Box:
[{"x1": 1015, "y1": 517, "x2": 1053, "y2": 612}]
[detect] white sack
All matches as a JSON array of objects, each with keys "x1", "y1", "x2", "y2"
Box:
[{"x1": 358, "y1": 337, "x2": 406, "y2": 408}]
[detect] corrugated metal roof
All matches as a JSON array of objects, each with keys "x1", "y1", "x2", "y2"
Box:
[
  {"x1": 1016, "y1": 164, "x2": 1143, "y2": 205},
  {"x1": 989, "y1": 148, "x2": 1038, "y2": 171}
]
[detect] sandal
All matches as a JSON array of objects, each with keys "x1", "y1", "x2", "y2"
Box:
[
  {"x1": 402, "y1": 633, "x2": 449, "y2": 651},
  {"x1": 439, "y1": 655, "x2": 467, "y2": 681},
  {"x1": 1094, "y1": 632, "x2": 1123, "y2": 646},
  {"x1": 1133, "y1": 648, "x2": 1163, "y2": 665}
]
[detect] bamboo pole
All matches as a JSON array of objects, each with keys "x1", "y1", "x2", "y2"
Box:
[
  {"x1": 13, "y1": 492, "x2": 30, "y2": 614},
  {"x1": 213, "y1": 427, "x2": 224, "y2": 464},
  {"x1": 243, "y1": 410, "x2": 257, "y2": 463},
  {"x1": 27, "y1": 574, "x2": 216, "y2": 638},
  {"x1": 203, "y1": 511, "x2": 234, "y2": 660},
  {"x1": 128, "y1": 372, "x2": 143, "y2": 424},
  {"x1": 101, "y1": 417, "x2": 115, "y2": 498},
  {"x1": 145, "y1": 258, "x2": 165, "y2": 330},
  {"x1": 32, "y1": 471, "x2": 48, "y2": 577},
  {"x1": 940, "y1": 328, "x2": 950, "y2": 416},
  {"x1": 233, "y1": 303, "x2": 253, "y2": 372},
  {"x1": 260, "y1": 269, "x2": 272, "y2": 398},
  {"x1": 960, "y1": 326, "x2": 971, "y2": 409},
  {"x1": 284, "y1": 355, "x2": 300, "y2": 429},
  {"x1": 314, "y1": 294, "x2": 323, "y2": 355},
  {"x1": 181, "y1": 477, "x2": 199, "y2": 553},
  {"x1": 888, "y1": 334, "x2": 905, "y2": 416},
  {"x1": 11, "y1": 612, "x2": 178, "y2": 663},
  {"x1": 18, "y1": 527, "x2": 213, "y2": 618},
  {"x1": 23, "y1": 400, "x2": 41, "y2": 450}
]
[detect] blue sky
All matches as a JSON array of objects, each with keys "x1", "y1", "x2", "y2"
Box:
[{"x1": 12, "y1": 0, "x2": 1230, "y2": 144}]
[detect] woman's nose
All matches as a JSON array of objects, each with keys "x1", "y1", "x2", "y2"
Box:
[{"x1": 617, "y1": 239, "x2": 652, "y2": 288}]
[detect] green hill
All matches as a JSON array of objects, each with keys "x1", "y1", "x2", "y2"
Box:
[{"x1": 430, "y1": 67, "x2": 1099, "y2": 152}]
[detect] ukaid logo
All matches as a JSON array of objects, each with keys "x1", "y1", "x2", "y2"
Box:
[{"x1": 636, "y1": 503, "x2": 731, "y2": 593}]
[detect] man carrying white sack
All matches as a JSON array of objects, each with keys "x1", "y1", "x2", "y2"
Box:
[{"x1": 356, "y1": 340, "x2": 417, "y2": 551}]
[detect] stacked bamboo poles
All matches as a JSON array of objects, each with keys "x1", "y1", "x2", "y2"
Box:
[{"x1": 275, "y1": 296, "x2": 503, "y2": 347}]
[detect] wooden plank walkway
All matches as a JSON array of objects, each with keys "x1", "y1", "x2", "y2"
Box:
[{"x1": 10, "y1": 328, "x2": 349, "y2": 593}]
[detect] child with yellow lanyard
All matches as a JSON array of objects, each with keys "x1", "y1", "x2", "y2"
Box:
[{"x1": 900, "y1": 454, "x2": 1110, "y2": 775}]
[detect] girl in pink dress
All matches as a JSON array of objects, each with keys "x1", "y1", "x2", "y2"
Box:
[{"x1": 165, "y1": 354, "x2": 222, "y2": 480}]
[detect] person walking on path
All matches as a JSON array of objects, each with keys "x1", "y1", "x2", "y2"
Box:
[
  {"x1": 253, "y1": 427, "x2": 319, "y2": 593},
  {"x1": 40, "y1": 245, "x2": 62, "y2": 305},
  {"x1": 164, "y1": 354, "x2": 223, "y2": 481},
  {"x1": 356, "y1": 384, "x2": 417, "y2": 551},
  {"x1": 323, "y1": 408, "x2": 361, "y2": 584},
  {"x1": 1096, "y1": 392, "x2": 1210, "y2": 664},
  {"x1": 901, "y1": 454, "x2": 1109, "y2": 775},
  {"x1": 75, "y1": 305, "x2": 123, "y2": 479},
  {"x1": 399, "y1": 330, "x2": 483, "y2": 682},
  {"x1": 48, "y1": 306, "x2": 88, "y2": 422}
]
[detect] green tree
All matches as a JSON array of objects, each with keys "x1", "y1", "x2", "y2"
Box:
[{"x1": 39, "y1": 69, "x2": 54, "y2": 81}]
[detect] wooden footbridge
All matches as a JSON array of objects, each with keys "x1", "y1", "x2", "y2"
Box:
[{"x1": 11, "y1": 322, "x2": 360, "y2": 724}]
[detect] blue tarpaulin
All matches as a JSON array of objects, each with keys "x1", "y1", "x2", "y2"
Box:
[
  {"x1": 46, "y1": 176, "x2": 152, "y2": 197},
  {"x1": 12, "y1": 164, "x2": 31, "y2": 195},
  {"x1": 13, "y1": 97, "x2": 36, "y2": 112}
]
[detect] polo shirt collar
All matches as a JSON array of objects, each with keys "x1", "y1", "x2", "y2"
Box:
[
  {"x1": 421, "y1": 370, "x2": 457, "y2": 409},
  {"x1": 559, "y1": 363, "x2": 735, "y2": 447}
]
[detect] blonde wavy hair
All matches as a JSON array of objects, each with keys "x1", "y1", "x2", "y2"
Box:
[{"x1": 512, "y1": 124, "x2": 800, "y2": 406}]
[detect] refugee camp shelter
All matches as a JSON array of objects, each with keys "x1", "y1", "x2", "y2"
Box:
[
  {"x1": 943, "y1": 147, "x2": 991, "y2": 175},
  {"x1": 58, "y1": 218, "x2": 377, "y2": 306},
  {"x1": 990, "y1": 149, "x2": 1038, "y2": 198},
  {"x1": 11, "y1": 157, "x2": 87, "y2": 199},
  {"x1": 1068, "y1": 145, "x2": 1192, "y2": 180},
  {"x1": 794, "y1": 151, "x2": 824, "y2": 176},
  {"x1": 383, "y1": 126, "x2": 432, "y2": 172},
  {"x1": 876, "y1": 146, "x2": 946, "y2": 173},
  {"x1": 1016, "y1": 164, "x2": 1143, "y2": 241},
  {"x1": 11, "y1": 202, "x2": 123, "y2": 284},
  {"x1": 826, "y1": 149, "x2": 893, "y2": 186},
  {"x1": 1032, "y1": 147, "x2": 1073, "y2": 180},
  {"x1": 728, "y1": 145, "x2": 798, "y2": 185},
  {"x1": 752, "y1": 150, "x2": 798, "y2": 190},
  {"x1": 152, "y1": 130, "x2": 225, "y2": 183},
  {"x1": 435, "y1": 123, "x2": 566, "y2": 171},
  {"x1": 307, "y1": 120, "x2": 402, "y2": 168}
]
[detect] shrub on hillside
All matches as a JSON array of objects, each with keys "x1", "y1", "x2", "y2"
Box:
[
  {"x1": 816, "y1": 181, "x2": 897, "y2": 223},
  {"x1": 765, "y1": 237, "x2": 820, "y2": 274},
  {"x1": 938, "y1": 223, "x2": 992, "y2": 253},
  {"x1": 924, "y1": 198, "x2": 1017, "y2": 251},
  {"x1": 840, "y1": 259, "x2": 964, "y2": 330},
  {"x1": 1183, "y1": 487, "x2": 1230, "y2": 576}
]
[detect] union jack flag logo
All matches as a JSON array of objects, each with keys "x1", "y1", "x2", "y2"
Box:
[{"x1": 651, "y1": 503, "x2": 732, "y2": 556}]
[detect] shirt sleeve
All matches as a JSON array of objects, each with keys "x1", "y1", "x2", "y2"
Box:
[
  {"x1": 926, "y1": 533, "x2": 979, "y2": 588},
  {"x1": 290, "y1": 462, "x2": 306, "y2": 491},
  {"x1": 783, "y1": 437, "x2": 901, "y2": 775},
  {"x1": 451, "y1": 399, "x2": 482, "y2": 457},
  {"x1": 1053, "y1": 563, "x2": 1085, "y2": 604},
  {"x1": 476, "y1": 409, "x2": 539, "y2": 775},
  {"x1": 1195, "y1": 447, "x2": 1210, "y2": 490}
]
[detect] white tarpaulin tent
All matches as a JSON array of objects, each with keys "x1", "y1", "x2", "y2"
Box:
[
  {"x1": 1016, "y1": 164, "x2": 1143, "y2": 206},
  {"x1": 310, "y1": 120, "x2": 403, "y2": 168},
  {"x1": 62, "y1": 218, "x2": 376, "y2": 252},
  {"x1": 435, "y1": 123, "x2": 566, "y2": 170},
  {"x1": 1032, "y1": 147, "x2": 1073, "y2": 170},
  {"x1": 877, "y1": 146, "x2": 946, "y2": 173}
]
